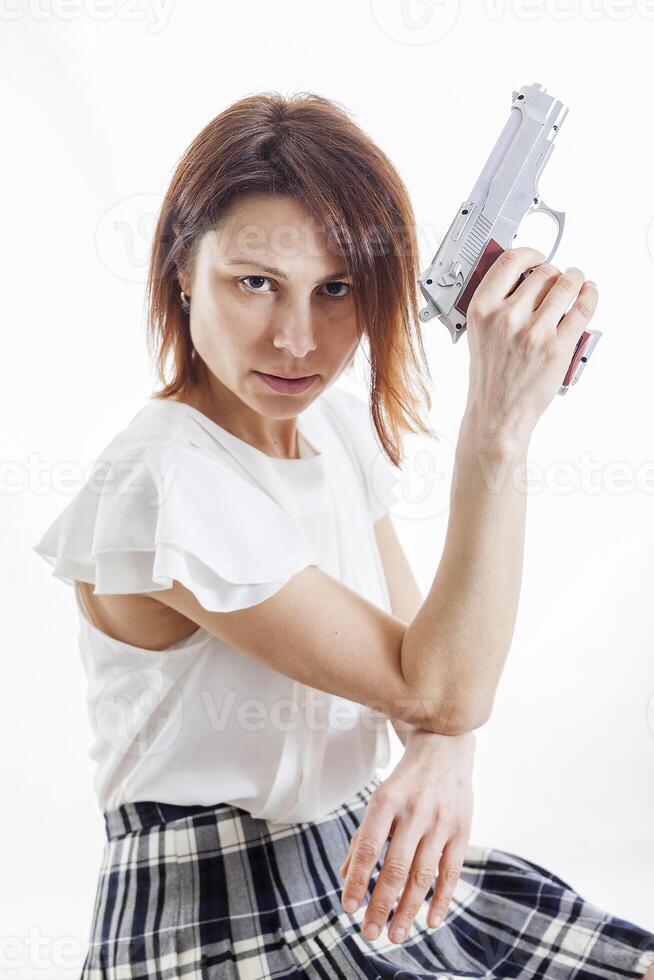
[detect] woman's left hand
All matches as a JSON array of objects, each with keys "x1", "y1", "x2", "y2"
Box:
[{"x1": 339, "y1": 729, "x2": 475, "y2": 944}]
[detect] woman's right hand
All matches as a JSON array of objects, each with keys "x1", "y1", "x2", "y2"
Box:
[{"x1": 463, "y1": 246, "x2": 599, "y2": 443}]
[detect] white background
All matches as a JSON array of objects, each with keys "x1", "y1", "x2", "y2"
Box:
[{"x1": 3, "y1": 1, "x2": 654, "y2": 976}]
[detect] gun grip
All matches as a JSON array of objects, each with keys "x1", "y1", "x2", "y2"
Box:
[
  {"x1": 560, "y1": 329, "x2": 602, "y2": 391},
  {"x1": 454, "y1": 238, "x2": 598, "y2": 395},
  {"x1": 454, "y1": 238, "x2": 505, "y2": 316}
]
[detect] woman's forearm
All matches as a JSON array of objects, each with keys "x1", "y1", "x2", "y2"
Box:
[{"x1": 400, "y1": 410, "x2": 532, "y2": 735}]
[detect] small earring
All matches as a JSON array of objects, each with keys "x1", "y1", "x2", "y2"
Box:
[{"x1": 180, "y1": 289, "x2": 191, "y2": 313}]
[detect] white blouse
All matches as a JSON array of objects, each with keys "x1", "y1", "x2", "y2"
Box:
[{"x1": 33, "y1": 383, "x2": 403, "y2": 823}]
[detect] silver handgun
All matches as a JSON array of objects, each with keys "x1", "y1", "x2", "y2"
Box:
[{"x1": 417, "y1": 82, "x2": 601, "y2": 395}]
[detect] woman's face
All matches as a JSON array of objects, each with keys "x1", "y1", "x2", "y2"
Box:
[{"x1": 179, "y1": 192, "x2": 362, "y2": 425}]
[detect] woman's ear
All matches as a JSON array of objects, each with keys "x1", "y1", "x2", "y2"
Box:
[
  {"x1": 174, "y1": 247, "x2": 193, "y2": 297},
  {"x1": 176, "y1": 265, "x2": 192, "y2": 298}
]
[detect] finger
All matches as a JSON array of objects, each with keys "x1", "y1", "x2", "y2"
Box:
[
  {"x1": 426, "y1": 832, "x2": 468, "y2": 929},
  {"x1": 556, "y1": 280, "x2": 599, "y2": 351},
  {"x1": 533, "y1": 267, "x2": 586, "y2": 333},
  {"x1": 386, "y1": 827, "x2": 448, "y2": 944},
  {"x1": 342, "y1": 818, "x2": 396, "y2": 879},
  {"x1": 339, "y1": 831, "x2": 357, "y2": 878},
  {"x1": 470, "y1": 246, "x2": 546, "y2": 311},
  {"x1": 340, "y1": 851, "x2": 351, "y2": 878},
  {"x1": 506, "y1": 262, "x2": 561, "y2": 312},
  {"x1": 341, "y1": 795, "x2": 394, "y2": 916},
  {"x1": 361, "y1": 815, "x2": 427, "y2": 942}
]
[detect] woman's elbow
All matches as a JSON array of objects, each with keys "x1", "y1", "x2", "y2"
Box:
[{"x1": 419, "y1": 698, "x2": 491, "y2": 736}]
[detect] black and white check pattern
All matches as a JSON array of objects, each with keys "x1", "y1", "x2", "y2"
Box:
[{"x1": 80, "y1": 777, "x2": 654, "y2": 978}]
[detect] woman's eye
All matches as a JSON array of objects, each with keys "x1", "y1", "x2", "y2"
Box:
[
  {"x1": 321, "y1": 281, "x2": 351, "y2": 298},
  {"x1": 240, "y1": 275, "x2": 273, "y2": 293},
  {"x1": 239, "y1": 277, "x2": 351, "y2": 298}
]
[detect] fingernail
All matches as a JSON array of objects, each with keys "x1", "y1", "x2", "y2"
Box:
[
  {"x1": 363, "y1": 922, "x2": 380, "y2": 940},
  {"x1": 429, "y1": 915, "x2": 442, "y2": 930},
  {"x1": 391, "y1": 927, "x2": 406, "y2": 943},
  {"x1": 343, "y1": 897, "x2": 357, "y2": 913},
  {"x1": 586, "y1": 280, "x2": 596, "y2": 288}
]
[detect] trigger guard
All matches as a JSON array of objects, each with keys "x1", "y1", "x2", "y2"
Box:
[{"x1": 530, "y1": 199, "x2": 566, "y2": 265}]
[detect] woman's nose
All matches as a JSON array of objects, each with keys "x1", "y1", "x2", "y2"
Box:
[{"x1": 271, "y1": 304, "x2": 318, "y2": 358}]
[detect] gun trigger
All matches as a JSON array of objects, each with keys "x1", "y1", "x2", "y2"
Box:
[{"x1": 529, "y1": 198, "x2": 566, "y2": 265}]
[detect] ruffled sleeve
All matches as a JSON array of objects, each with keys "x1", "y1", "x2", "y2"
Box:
[
  {"x1": 331, "y1": 389, "x2": 403, "y2": 523},
  {"x1": 33, "y1": 443, "x2": 319, "y2": 612}
]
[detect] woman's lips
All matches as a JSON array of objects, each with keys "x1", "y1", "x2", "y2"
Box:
[{"x1": 255, "y1": 372, "x2": 318, "y2": 394}]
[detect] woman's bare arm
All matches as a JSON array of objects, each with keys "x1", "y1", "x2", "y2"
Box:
[
  {"x1": 142, "y1": 247, "x2": 598, "y2": 739},
  {"x1": 141, "y1": 417, "x2": 528, "y2": 737},
  {"x1": 372, "y1": 512, "x2": 424, "y2": 625},
  {"x1": 398, "y1": 419, "x2": 530, "y2": 732},
  {"x1": 373, "y1": 513, "x2": 442, "y2": 747}
]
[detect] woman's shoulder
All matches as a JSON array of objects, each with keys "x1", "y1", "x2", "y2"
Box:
[
  {"x1": 99, "y1": 397, "x2": 238, "y2": 464},
  {"x1": 32, "y1": 397, "x2": 318, "y2": 608},
  {"x1": 83, "y1": 396, "x2": 289, "y2": 487}
]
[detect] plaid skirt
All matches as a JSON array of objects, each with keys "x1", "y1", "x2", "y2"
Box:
[{"x1": 81, "y1": 776, "x2": 654, "y2": 979}]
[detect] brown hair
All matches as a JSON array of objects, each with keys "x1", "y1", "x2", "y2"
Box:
[{"x1": 146, "y1": 91, "x2": 435, "y2": 467}]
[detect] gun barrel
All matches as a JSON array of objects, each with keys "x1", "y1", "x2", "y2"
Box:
[{"x1": 468, "y1": 104, "x2": 522, "y2": 205}]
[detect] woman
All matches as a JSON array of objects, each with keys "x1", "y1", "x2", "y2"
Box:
[{"x1": 34, "y1": 92, "x2": 654, "y2": 978}]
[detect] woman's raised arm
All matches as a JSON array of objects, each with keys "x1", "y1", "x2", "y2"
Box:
[{"x1": 147, "y1": 247, "x2": 599, "y2": 737}]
